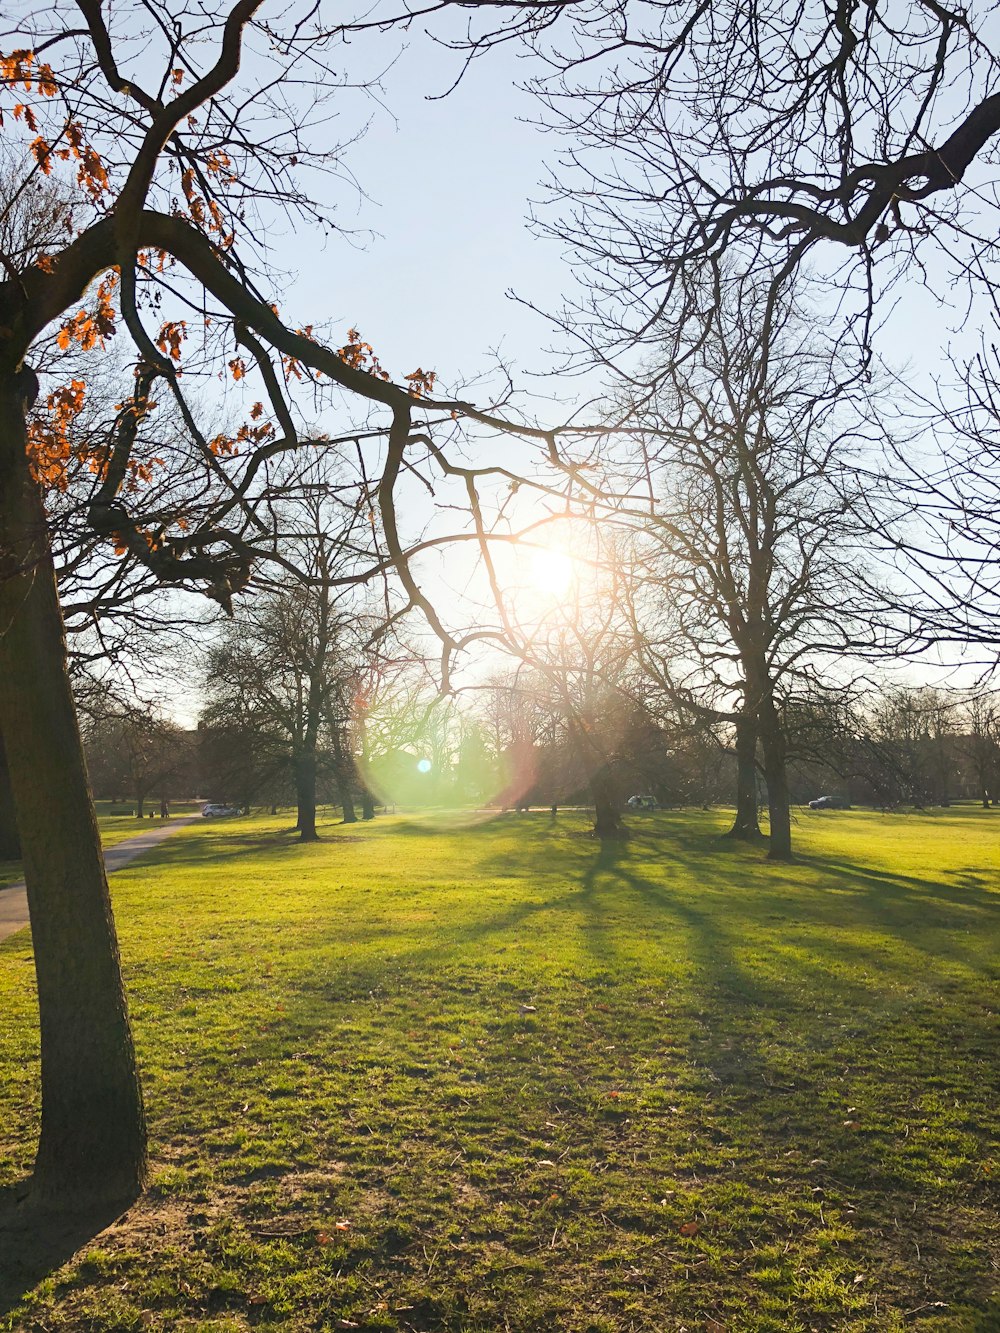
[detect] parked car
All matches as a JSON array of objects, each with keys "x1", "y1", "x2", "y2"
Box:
[
  {"x1": 807, "y1": 795, "x2": 851, "y2": 810},
  {"x1": 626, "y1": 794, "x2": 658, "y2": 810},
  {"x1": 201, "y1": 803, "x2": 240, "y2": 818}
]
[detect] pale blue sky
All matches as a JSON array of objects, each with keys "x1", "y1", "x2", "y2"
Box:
[{"x1": 282, "y1": 36, "x2": 573, "y2": 400}]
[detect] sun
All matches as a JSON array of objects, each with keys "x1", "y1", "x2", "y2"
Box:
[{"x1": 530, "y1": 548, "x2": 574, "y2": 596}]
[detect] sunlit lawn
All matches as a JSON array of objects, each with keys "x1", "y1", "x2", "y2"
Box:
[
  {"x1": 0, "y1": 802, "x2": 200, "y2": 891},
  {"x1": 0, "y1": 806, "x2": 997, "y2": 1331}
]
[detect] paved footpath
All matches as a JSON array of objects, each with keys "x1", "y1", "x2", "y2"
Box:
[{"x1": 0, "y1": 815, "x2": 200, "y2": 944}]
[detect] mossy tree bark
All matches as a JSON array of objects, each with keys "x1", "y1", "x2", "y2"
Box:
[{"x1": 0, "y1": 374, "x2": 146, "y2": 1208}]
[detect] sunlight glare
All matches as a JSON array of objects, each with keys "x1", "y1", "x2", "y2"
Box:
[{"x1": 530, "y1": 548, "x2": 574, "y2": 597}]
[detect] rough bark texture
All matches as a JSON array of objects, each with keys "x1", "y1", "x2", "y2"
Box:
[
  {"x1": 0, "y1": 376, "x2": 146, "y2": 1207},
  {"x1": 331, "y1": 732, "x2": 357, "y2": 823},
  {"x1": 337, "y1": 777, "x2": 357, "y2": 824},
  {"x1": 758, "y1": 700, "x2": 793, "y2": 861},
  {"x1": 0, "y1": 729, "x2": 21, "y2": 860},
  {"x1": 590, "y1": 763, "x2": 626, "y2": 840},
  {"x1": 293, "y1": 751, "x2": 318, "y2": 841},
  {"x1": 726, "y1": 713, "x2": 761, "y2": 840}
]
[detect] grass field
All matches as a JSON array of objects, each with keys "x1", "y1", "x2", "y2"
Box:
[
  {"x1": 0, "y1": 806, "x2": 997, "y2": 1331},
  {"x1": 0, "y1": 803, "x2": 201, "y2": 891}
]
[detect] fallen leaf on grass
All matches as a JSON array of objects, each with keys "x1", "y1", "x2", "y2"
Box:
[
  {"x1": 679, "y1": 1221, "x2": 700, "y2": 1237},
  {"x1": 706, "y1": 1321, "x2": 726, "y2": 1332},
  {"x1": 843, "y1": 1120, "x2": 862, "y2": 1129}
]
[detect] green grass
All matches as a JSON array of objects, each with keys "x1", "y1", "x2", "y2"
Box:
[
  {"x1": 1, "y1": 806, "x2": 998, "y2": 1331},
  {"x1": 0, "y1": 802, "x2": 200, "y2": 890}
]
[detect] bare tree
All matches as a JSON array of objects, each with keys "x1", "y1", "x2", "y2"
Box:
[
  {"x1": 0, "y1": 0, "x2": 608, "y2": 1210},
  {"x1": 527, "y1": 0, "x2": 1000, "y2": 365},
  {"x1": 82, "y1": 695, "x2": 192, "y2": 816},
  {"x1": 610, "y1": 278, "x2": 886, "y2": 859},
  {"x1": 202, "y1": 476, "x2": 380, "y2": 841},
  {"x1": 963, "y1": 693, "x2": 1000, "y2": 809}
]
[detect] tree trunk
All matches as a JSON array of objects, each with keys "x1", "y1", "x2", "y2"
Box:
[
  {"x1": 293, "y1": 750, "x2": 318, "y2": 842},
  {"x1": 0, "y1": 375, "x2": 146, "y2": 1208},
  {"x1": 0, "y1": 728, "x2": 21, "y2": 860},
  {"x1": 135, "y1": 793, "x2": 145, "y2": 819},
  {"x1": 726, "y1": 713, "x2": 761, "y2": 840},
  {"x1": 591, "y1": 763, "x2": 625, "y2": 840},
  {"x1": 331, "y1": 731, "x2": 357, "y2": 823},
  {"x1": 337, "y1": 771, "x2": 357, "y2": 824},
  {"x1": 758, "y1": 700, "x2": 792, "y2": 861},
  {"x1": 360, "y1": 786, "x2": 375, "y2": 821}
]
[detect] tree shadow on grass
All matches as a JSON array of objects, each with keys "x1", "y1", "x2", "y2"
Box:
[
  {"x1": 0, "y1": 1180, "x2": 132, "y2": 1317},
  {"x1": 121, "y1": 827, "x2": 310, "y2": 871}
]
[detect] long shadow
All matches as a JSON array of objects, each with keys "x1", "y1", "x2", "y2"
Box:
[
  {"x1": 5, "y1": 813, "x2": 997, "y2": 1318},
  {"x1": 589, "y1": 851, "x2": 999, "y2": 1177},
  {"x1": 0, "y1": 1181, "x2": 132, "y2": 1317},
  {"x1": 115, "y1": 826, "x2": 311, "y2": 871},
  {"x1": 575, "y1": 839, "x2": 628, "y2": 967}
]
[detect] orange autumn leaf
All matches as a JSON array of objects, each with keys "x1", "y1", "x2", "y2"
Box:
[
  {"x1": 404, "y1": 367, "x2": 436, "y2": 399},
  {"x1": 335, "y1": 327, "x2": 390, "y2": 382},
  {"x1": 205, "y1": 150, "x2": 232, "y2": 175},
  {"x1": 0, "y1": 49, "x2": 57, "y2": 96},
  {"x1": 12, "y1": 102, "x2": 38, "y2": 132},
  {"x1": 25, "y1": 379, "x2": 87, "y2": 490},
  {"x1": 29, "y1": 134, "x2": 52, "y2": 174},
  {"x1": 156, "y1": 320, "x2": 187, "y2": 362},
  {"x1": 56, "y1": 272, "x2": 117, "y2": 352},
  {"x1": 208, "y1": 433, "x2": 239, "y2": 457}
]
